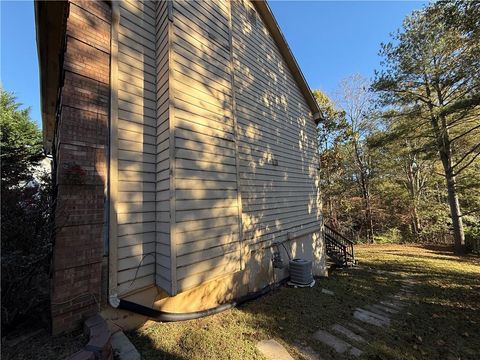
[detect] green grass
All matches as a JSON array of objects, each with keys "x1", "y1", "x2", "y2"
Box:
[{"x1": 127, "y1": 245, "x2": 480, "y2": 360}]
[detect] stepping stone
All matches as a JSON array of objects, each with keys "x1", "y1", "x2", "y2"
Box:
[
  {"x1": 380, "y1": 300, "x2": 404, "y2": 310},
  {"x1": 321, "y1": 288, "x2": 334, "y2": 296},
  {"x1": 354, "y1": 308, "x2": 390, "y2": 327},
  {"x1": 356, "y1": 308, "x2": 390, "y2": 322},
  {"x1": 364, "y1": 304, "x2": 390, "y2": 318},
  {"x1": 257, "y1": 339, "x2": 294, "y2": 360},
  {"x1": 331, "y1": 324, "x2": 366, "y2": 343},
  {"x1": 371, "y1": 304, "x2": 399, "y2": 314},
  {"x1": 345, "y1": 322, "x2": 368, "y2": 334},
  {"x1": 391, "y1": 293, "x2": 408, "y2": 301},
  {"x1": 111, "y1": 331, "x2": 141, "y2": 360},
  {"x1": 313, "y1": 330, "x2": 363, "y2": 357},
  {"x1": 293, "y1": 342, "x2": 323, "y2": 360}
]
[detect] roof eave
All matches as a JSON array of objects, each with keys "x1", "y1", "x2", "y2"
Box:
[{"x1": 35, "y1": 0, "x2": 68, "y2": 154}]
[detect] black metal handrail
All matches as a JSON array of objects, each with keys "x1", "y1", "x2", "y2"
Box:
[{"x1": 324, "y1": 224, "x2": 355, "y2": 266}]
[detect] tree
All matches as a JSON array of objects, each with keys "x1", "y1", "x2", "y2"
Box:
[
  {"x1": 1, "y1": 88, "x2": 52, "y2": 333},
  {"x1": 1, "y1": 90, "x2": 43, "y2": 189},
  {"x1": 372, "y1": 1, "x2": 480, "y2": 254},
  {"x1": 370, "y1": 114, "x2": 437, "y2": 240},
  {"x1": 313, "y1": 89, "x2": 347, "y2": 228},
  {"x1": 336, "y1": 75, "x2": 379, "y2": 242}
]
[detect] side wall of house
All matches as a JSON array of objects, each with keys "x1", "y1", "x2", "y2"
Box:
[
  {"x1": 115, "y1": 0, "x2": 157, "y2": 295},
  {"x1": 170, "y1": 0, "x2": 242, "y2": 293},
  {"x1": 103, "y1": 0, "x2": 324, "y2": 331},
  {"x1": 232, "y1": 0, "x2": 322, "y2": 249},
  {"x1": 52, "y1": 0, "x2": 111, "y2": 334},
  {"x1": 155, "y1": 0, "x2": 172, "y2": 294}
]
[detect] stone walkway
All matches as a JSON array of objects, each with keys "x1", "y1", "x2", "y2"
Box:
[{"x1": 257, "y1": 275, "x2": 415, "y2": 359}]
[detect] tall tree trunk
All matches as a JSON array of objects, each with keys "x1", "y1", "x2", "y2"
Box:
[
  {"x1": 434, "y1": 114, "x2": 465, "y2": 254},
  {"x1": 426, "y1": 80, "x2": 466, "y2": 254},
  {"x1": 365, "y1": 196, "x2": 374, "y2": 243},
  {"x1": 411, "y1": 202, "x2": 421, "y2": 239},
  {"x1": 445, "y1": 170, "x2": 465, "y2": 253}
]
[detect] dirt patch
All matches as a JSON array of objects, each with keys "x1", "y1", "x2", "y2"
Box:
[{"x1": 1, "y1": 328, "x2": 87, "y2": 360}]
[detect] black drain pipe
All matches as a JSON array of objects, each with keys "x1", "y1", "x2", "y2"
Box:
[{"x1": 109, "y1": 284, "x2": 273, "y2": 322}]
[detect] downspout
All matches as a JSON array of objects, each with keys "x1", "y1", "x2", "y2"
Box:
[
  {"x1": 109, "y1": 283, "x2": 275, "y2": 322},
  {"x1": 108, "y1": 0, "x2": 120, "y2": 307}
]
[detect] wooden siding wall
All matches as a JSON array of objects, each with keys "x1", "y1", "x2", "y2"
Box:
[
  {"x1": 171, "y1": 0, "x2": 242, "y2": 292},
  {"x1": 113, "y1": 0, "x2": 320, "y2": 296},
  {"x1": 116, "y1": 0, "x2": 157, "y2": 294},
  {"x1": 155, "y1": 0, "x2": 172, "y2": 294},
  {"x1": 231, "y1": 0, "x2": 321, "y2": 247}
]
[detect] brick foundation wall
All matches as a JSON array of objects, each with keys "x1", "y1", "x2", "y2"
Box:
[{"x1": 51, "y1": 0, "x2": 111, "y2": 335}]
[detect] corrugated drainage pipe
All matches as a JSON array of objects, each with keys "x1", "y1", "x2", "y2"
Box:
[{"x1": 109, "y1": 284, "x2": 273, "y2": 322}]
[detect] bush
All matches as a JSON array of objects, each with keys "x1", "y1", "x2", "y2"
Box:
[
  {"x1": 1, "y1": 174, "x2": 53, "y2": 334},
  {"x1": 464, "y1": 217, "x2": 480, "y2": 254},
  {"x1": 1, "y1": 89, "x2": 53, "y2": 335}
]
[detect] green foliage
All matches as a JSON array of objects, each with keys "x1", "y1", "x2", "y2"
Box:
[
  {"x1": 464, "y1": 217, "x2": 480, "y2": 254},
  {"x1": 0, "y1": 88, "x2": 53, "y2": 334},
  {"x1": 370, "y1": 1, "x2": 480, "y2": 249},
  {"x1": 1, "y1": 89, "x2": 43, "y2": 189}
]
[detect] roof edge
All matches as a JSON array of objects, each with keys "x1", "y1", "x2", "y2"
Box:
[
  {"x1": 252, "y1": 1, "x2": 321, "y2": 124},
  {"x1": 35, "y1": 0, "x2": 69, "y2": 154}
]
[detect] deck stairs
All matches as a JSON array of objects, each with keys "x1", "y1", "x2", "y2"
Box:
[{"x1": 324, "y1": 224, "x2": 356, "y2": 267}]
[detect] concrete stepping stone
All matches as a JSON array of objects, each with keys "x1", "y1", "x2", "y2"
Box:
[
  {"x1": 371, "y1": 303, "x2": 399, "y2": 314},
  {"x1": 293, "y1": 342, "x2": 323, "y2": 360},
  {"x1": 391, "y1": 293, "x2": 408, "y2": 301},
  {"x1": 380, "y1": 300, "x2": 404, "y2": 310},
  {"x1": 257, "y1": 339, "x2": 294, "y2": 360},
  {"x1": 356, "y1": 308, "x2": 390, "y2": 322},
  {"x1": 111, "y1": 331, "x2": 141, "y2": 360},
  {"x1": 331, "y1": 324, "x2": 366, "y2": 343},
  {"x1": 313, "y1": 330, "x2": 363, "y2": 357},
  {"x1": 345, "y1": 322, "x2": 369, "y2": 335},
  {"x1": 354, "y1": 308, "x2": 390, "y2": 327},
  {"x1": 321, "y1": 288, "x2": 334, "y2": 295},
  {"x1": 363, "y1": 304, "x2": 390, "y2": 318}
]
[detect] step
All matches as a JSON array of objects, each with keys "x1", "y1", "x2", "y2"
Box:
[
  {"x1": 256, "y1": 339, "x2": 294, "y2": 360},
  {"x1": 345, "y1": 322, "x2": 369, "y2": 335},
  {"x1": 363, "y1": 304, "x2": 390, "y2": 318},
  {"x1": 313, "y1": 330, "x2": 363, "y2": 357},
  {"x1": 380, "y1": 300, "x2": 404, "y2": 310},
  {"x1": 331, "y1": 324, "x2": 366, "y2": 343},
  {"x1": 370, "y1": 303, "x2": 399, "y2": 314},
  {"x1": 353, "y1": 308, "x2": 390, "y2": 327}
]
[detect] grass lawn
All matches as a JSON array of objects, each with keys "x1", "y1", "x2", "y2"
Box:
[{"x1": 127, "y1": 244, "x2": 480, "y2": 360}]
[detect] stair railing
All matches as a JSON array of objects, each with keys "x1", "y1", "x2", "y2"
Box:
[{"x1": 324, "y1": 224, "x2": 355, "y2": 266}]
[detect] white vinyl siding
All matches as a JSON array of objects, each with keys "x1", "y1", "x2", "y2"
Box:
[
  {"x1": 116, "y1": 0, "x2": 157, "y2": 295},
  {"x1": 231, "y1": 0, "x2": 321, "y2": 247},
  {"x1": 171, "y1": 0, "x2": 242, "y2": 293}
]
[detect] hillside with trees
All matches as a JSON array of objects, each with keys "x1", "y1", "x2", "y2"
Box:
[{"x1": 316, "y1": 1, "x2": 480, "y2": 254}]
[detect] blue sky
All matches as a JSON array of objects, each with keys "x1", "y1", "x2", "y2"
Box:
[
  {"x1": 1, "y1": 1, "x2": 424, "y2": 129},
  {"x1": 1, "y1": 1, "x2": 41, "y2": 125},
  {"x1": 269, "y1": 0, "x2": 425, "y2": 94}
]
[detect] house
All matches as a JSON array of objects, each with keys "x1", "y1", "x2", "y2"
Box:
[{"x1": 35, "y1": 0, "x2": 325, "y2": 334}]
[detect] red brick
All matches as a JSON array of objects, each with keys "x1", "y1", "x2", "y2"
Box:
[
  {"x1": 68, "y1": 3, "x2": 110, "y2": 53},
  {"x1": 64, "y1": 37, "x2": 110, "y2": 83},
  {"x1": 51, "y1": 0, "x2": 111, "y2": 336}
]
